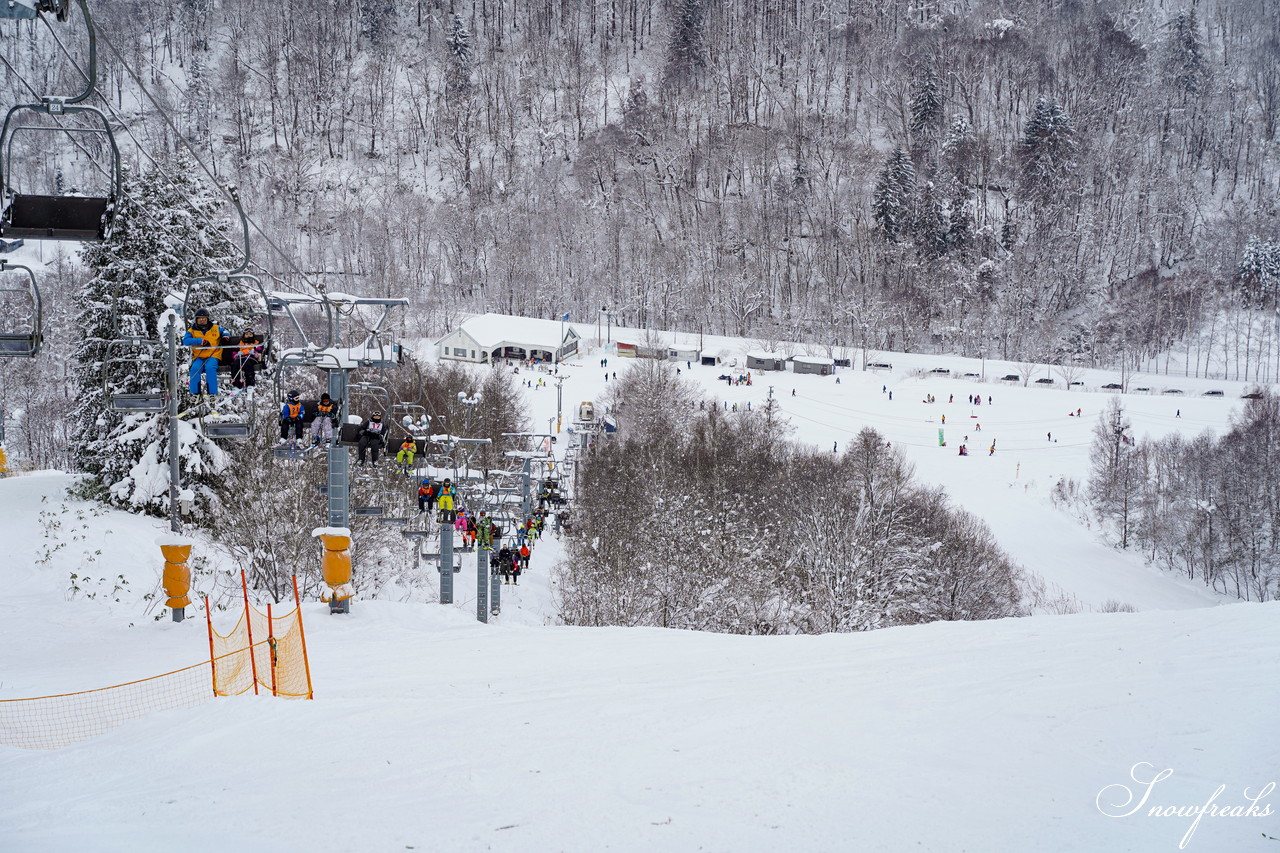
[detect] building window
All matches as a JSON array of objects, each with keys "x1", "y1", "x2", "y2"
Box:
[
  {"x1": 454, "y1": 347, "x2": 468, "y2": 357},
  {"x1": 470, "y1": 350, "x2": 476, "y2": 358}
]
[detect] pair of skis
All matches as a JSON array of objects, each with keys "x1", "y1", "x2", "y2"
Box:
[{"x1": 177, "y1": 386, "x2": 248, "y2": 420}]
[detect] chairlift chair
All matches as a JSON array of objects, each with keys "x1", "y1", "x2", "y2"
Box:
[
  {"x1": 0, "y1": 0, "x2": 120, "y2": 242},
  {"x1": 0, "y1": 259, "x2": 42, "y2": 357},
  {"x1": 101, "y1": 337, "x2": 167, "y2": 412},
  {"x1": 0, "y1": 1, "x2": 68, "y2": 21}
]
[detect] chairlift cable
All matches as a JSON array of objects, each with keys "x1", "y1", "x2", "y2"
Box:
[
  {"x1": 0, "y1": 54, "x2": 214, "y2": 275},
  {"x1": 92, "y1": 24, "x2": 330, "y2": 302},
  {"x1": 36, "y1": 17, "x2": 244, "y2": 268}
]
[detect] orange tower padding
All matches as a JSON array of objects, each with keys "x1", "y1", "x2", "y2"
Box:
[
  {"x1": 317, "y1": 530, "x2": 354, "y2": 602},
  {"x1": 159, "y1": 542, "x2": 192, "y2": 609}
]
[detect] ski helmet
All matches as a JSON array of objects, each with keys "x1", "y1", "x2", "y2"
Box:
[
  {"x1": 320, "y1": 393, "x2": 331, "y2": 402},
  {"x1": 287, "y1": 389, "x2": 299, "y2": 400},
  {"x1": 371, "y1": 412, "x2": 382, "y2": 421}
]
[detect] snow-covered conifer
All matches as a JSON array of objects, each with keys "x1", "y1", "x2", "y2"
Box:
[
  {"x1": 909, "y1": 68, "x2": 943, "y2": 144},
  {"x1": 69, "y1": 158, "x2": 236, "y2": 517},
  {"x1": 1018, "y1": 97, "x2": 1075, "y2": 196},
  {"x1": 872, "y1": 147, "x2": 916, "y2": 243},
  {"x1": 1237, "y1": 238, "x2": 1280, "y2": 309}
]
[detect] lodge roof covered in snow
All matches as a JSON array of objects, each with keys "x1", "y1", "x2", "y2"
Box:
[{"x1": 436, "y1": 313, "x2": 581, "y2": 363}]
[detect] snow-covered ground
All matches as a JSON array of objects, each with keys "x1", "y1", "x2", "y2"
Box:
[{"x1": 1, "y1": 330, "x2": 1276, "y2": 852}]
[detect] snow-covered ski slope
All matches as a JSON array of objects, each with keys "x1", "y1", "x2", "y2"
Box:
[{"x1": 1, "y1": 329, "x2": 1276, "y2": 852}]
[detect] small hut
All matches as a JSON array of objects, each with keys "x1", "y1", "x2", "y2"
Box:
[
  {"x1": 745, "y1": 350, "x2": 786, "y2": 371},
  {"x1": 791, "y1": 355, "x2": 835, "y2": 376}
]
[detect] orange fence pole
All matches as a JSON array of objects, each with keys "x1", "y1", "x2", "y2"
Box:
[
  {"x1": 292, "y1": 575, "x2": 315, "y2": 700},
  {"x1": 204, "y1": 596, "x2": 218, "y2": 697},
  {"x1": 267, "y1": 604, "x2": 278, "y2": 698},
  {"x1": 241, "y1": 571, "x2": 259, "y2": 696}
]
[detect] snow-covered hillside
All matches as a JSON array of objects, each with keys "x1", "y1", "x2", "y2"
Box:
[{"x1": 2, "y1": 335, "x2": 1276, "y2": 852}]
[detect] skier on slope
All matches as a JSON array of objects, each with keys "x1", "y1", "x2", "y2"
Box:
[
  {"x1": 183, "y1": 308, "x2": 222, "y2": 397},
  {"x1": 496, "y1": 545, "x2": 514, "y2": 584}
]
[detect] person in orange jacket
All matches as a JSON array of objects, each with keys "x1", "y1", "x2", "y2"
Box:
[{"x1": 182, "y1": 308, "x2": 222, "y2": 395}]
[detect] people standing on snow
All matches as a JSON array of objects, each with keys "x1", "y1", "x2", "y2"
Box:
[
  {"x1": 230, "y1": 327, "x2": 263, "y2": 391},
  {"x1": 183, "y1": 308, "x2": 222, "y2": 396},
  {"x1": 278, "y1": 390, "x2": 306, "y2": 447},
  {"x1": 356, "y1": 412, "x2": 386, "y2": 465},
  {"x1": 497, "y1": 545, "x2": 514, "y2": 583},
  {"x1": 311, "y1": 393, "x2": 339, "y2": 447}
]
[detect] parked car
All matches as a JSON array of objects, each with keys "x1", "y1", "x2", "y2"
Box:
[
  {"x1": 1162, "y1": 388, "x2": 1184, "y2": 395},
  {"x1": 1102, "y1": 383, "x2": 1123, "y2": 390},
  {"x1": 1243, "y1": 391, "x2": 1264, "y2": 399},
  {"x1": 1035, "y1": 377, "x2": 1055, "y2": 385},
  {"x1": 1135, "y1": 387, "x2": 1151, "y2": 392},
  {"x1": 929, "y1": 367, "x2": 951, "y2": 375},
  {"x1": 1069, "y1": 381, "x2": 1085, "y2": 387},
  {"x1": 868, "y1": 361, "x2": 893, "y2": 369},
  {"x1": 1202, "y1": 389, "x2": 1224, "y2": 397},
  {"x1": 1001, "y1": 374, "x2": 1020, "y2": 382},
  {"x1": 962, "y1": 372, "x2": 981, "y2": 378}
]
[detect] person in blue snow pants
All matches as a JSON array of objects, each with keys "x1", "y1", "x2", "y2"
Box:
[{"x1": 183, "y1": 308, "x2": 222, "y2": 395}]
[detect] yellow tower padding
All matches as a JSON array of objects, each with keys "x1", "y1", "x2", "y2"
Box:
[
  {"x1": 316, "y1": 530, "x2": 354, "y2": 602},
  {"x1": 158, "y1": 541, "x2": 192, "y2": 610},
  {"x1": 0, "y1": 445, "x2": 8, "y2": 477}
]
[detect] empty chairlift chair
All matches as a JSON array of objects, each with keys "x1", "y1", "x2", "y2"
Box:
[
  {"x1": 0, "y1": 260, "x2": 42, "y2": 357},
  {"x1": 102, "y1": 338, "x2": 167, "y2": 412},
  {"x1": 0, "y1": 0, "x2": 121, "y2": 242}
]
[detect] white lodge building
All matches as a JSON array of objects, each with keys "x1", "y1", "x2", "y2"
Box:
[{"x1": 436, "y1": 313, "x2": 582, "y2": 364}]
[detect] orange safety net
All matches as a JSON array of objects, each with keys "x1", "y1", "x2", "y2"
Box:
[
  {"x1": 0, "y1": 661, "x2": 213, "y2": 750},
  {"x1": 0, "y1": 576, "x2": 313, "y2": 750},
  {"x1": 208, "y1": 602, "x2": 313, "y2": 699}
]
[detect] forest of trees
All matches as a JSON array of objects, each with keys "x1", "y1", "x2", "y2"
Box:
[
  {"x1": 559, "y1": 360, "x2": 1024, "y2": 632},
  {"x1": 1, "y1": 0, "x2": 1276, "y2": 370},
  {"x1": 1084, "y1": 391, "x2": 1280, "y2": 601},
  {"x1": 0, "y1": 1, "x2": 1277, "y2": 608}
]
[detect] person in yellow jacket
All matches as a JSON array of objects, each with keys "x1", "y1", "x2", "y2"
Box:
[{"x1": 182, "y1": 308, "x2": 222, "y2": 395}]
